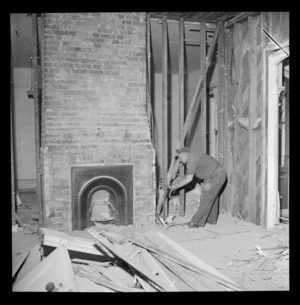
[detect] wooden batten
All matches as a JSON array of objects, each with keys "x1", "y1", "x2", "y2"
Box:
[
  {"x1": 178, "y1": 18, "x2": 185, "y2": 216},
  {"x1": 200, "y1": 21, "x2": 207, "y2": 154},
  {"x1": 162, "y1": 16, "x2": 169, "y2": 218},
  {"x1": 32, "y1": 14, "x2": 44, "y2": 226},
  {"x1": 248, "y1": 16, "x2": 258, "y2": 224}
]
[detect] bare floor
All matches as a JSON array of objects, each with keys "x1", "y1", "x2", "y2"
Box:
[{"x1": 12, "y1": 192, "x2": 289, "y2": 291}]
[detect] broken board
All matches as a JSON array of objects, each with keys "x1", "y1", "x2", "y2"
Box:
[
  {"x1": 13, "y1": 245, "x2": 78, "y2": 292},
  {"x1": 14, "y1": 244, "x2": 41, "y2": 284},
  {"x1": 40, "y1": 227, "x2": 114, "y2": 259}
]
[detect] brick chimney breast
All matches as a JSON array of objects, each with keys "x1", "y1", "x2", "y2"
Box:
[{"x1": 41, "y1": 13, "x2": 156, "y2": 231}]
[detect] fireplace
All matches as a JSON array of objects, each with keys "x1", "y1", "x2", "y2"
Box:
[{"x1": 71, "y1": 165, "x2": 133, "y2": 230}]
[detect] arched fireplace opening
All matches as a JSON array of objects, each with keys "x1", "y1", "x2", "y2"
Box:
[{"x1": 72, "y1": 165, "x2": 133, "y2": 230}]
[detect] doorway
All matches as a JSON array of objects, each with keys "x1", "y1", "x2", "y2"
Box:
[
  {"x1": 265, "y1": 46, "x2": 289, "y2": 228},
  {"x1": 278, "y1": 58, "x2": 289, "y2": 222}
]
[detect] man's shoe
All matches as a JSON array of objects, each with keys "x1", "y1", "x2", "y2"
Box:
[{"x1": 187, "y1": 221, "x2": 201, "y2": 228}]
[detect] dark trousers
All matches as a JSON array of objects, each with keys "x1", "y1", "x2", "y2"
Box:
[{"x1": 191, "y1": 166, "x2": 227, "y2": 226}]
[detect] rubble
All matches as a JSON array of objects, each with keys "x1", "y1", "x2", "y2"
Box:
[{"x1": 12, "y1": 225, "x2": 242, "y2": 292}]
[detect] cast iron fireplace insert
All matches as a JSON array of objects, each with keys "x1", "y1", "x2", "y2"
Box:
[{"x1": 71, "y1": 165, "x2": 133, "y2": 230}]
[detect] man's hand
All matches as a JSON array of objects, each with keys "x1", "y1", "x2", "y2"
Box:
[{"x1": 168, "y1": 176, "x2": 181, "y2": 190}]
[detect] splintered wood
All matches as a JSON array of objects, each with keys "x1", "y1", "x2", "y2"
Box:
[{"x1": 12, "y1": 227, "x2": 242, "y2": 292}]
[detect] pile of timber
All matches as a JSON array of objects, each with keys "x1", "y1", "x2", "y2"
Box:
[{"x1": 12, "y1": 227, "x2": 242, "y2": 292}]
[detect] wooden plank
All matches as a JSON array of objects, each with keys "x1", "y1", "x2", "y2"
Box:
[
  {"x1": 40, "y1": 227, "x2": 113, "y2": 258},
  {"x1": 123, "y1": 242, "x2": 177, "y2": 291},
  {"x1": 180, "y1": 22, "x2": 222, "y2": 146},
  {"x1": 12, "y1": 251, "x2": 30, "y2": 279},
  {"x1": 150, "y1": 252, "x2": 193, "y2": 291},
  {"x1": 178, "y1": 18, "x2": 186, "y2": 216},
  {"x1": 131, "y1": 271, "x2": 157, "y2": 292},
  {"x1": 119, "y1": 240, "x2": 176, "y2": 291},
  {"x1": 152, "y1": 252, "x2": 217, "y2": 291},
  {"x1": 88, "y1": 228, "x2": 169, "y2": 291},
  {"x1": 71, "y1": 258, "x2": 111, "y2": 267},
  {"x1": 101, "y1": 230, "x2": 127, "y2": 245},
  {"x1": 132, "y1": 232, "x2": 242, "y2": 290},
  {"x1": 248, "y1": 16, "x2": 258, "y2": 224},
  {"x1": 13, "y1": 245, "x2": 78, "y2": 292},
  {"x1": 75, "y1": 275, "x2": 115, "y2": 292},
  {"x1": 84, "y1": 274, "x2": 144, "y2": 292},
  {"x1": 154, "y1": 232, "x2": 238, "y2": 288},
  {"x1": 200, "y1": 21, "x2": 207, "y2": 154},
  {"x1": 89, "y1": 264, "x2": 136, "y2": 289},
  {"x1": 162, "y1": 16, "x2": 169, "y2": 219}
]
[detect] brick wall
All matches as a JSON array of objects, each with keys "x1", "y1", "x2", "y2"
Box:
[{"x1": 41, "y1": 13, "x2": 156, "y2": 231}]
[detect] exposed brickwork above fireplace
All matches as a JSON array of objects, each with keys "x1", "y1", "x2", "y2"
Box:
[{"x1": 41, "y1": 13, "x2": 156, "y2": 231}]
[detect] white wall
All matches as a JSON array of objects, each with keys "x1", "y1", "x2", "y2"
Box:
[{"x1": 12, "y1": 67, "x2": 36, "y2": 190}]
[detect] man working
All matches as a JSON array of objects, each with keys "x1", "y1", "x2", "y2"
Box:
[{"x1": 169, "y1": 147, "x2": 227, "y2": 228}]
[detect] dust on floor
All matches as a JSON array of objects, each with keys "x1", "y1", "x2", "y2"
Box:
[{"x1": 12, "y1": 192, "x2": 289, "y2": 291}]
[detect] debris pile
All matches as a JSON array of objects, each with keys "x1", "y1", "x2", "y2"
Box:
[{"x1": 12, "y1": 226, "x2": 242, "y2": 292}]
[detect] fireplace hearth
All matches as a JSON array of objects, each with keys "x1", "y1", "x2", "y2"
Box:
[{"x1": 71, "y1": 165, "x2": 133, "y2": 230}]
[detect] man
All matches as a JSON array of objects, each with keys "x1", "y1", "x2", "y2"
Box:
[{"x1": 169, "y1": 147, "x2": 227, "y2": 228}]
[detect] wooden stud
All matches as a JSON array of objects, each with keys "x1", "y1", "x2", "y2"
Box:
[
  {"x1": 162, "y1": 16, "x2": 169, "y2": 219},
  {"x1": 10, "y1": 36, "x2": 16, "y2": 217},
  {"x1": 248, "y1": 16, "x2": 258, "y2": 224},
  {"x1": 200, "y1": 21, "x2": 207, "y2": 154},
  {"x1": 32, "y1": 14, "x2": 44, "y2": 227},
  {"x1": 146, "y1": 14, "x2": 153, "y2": 140},
  {"x1": 178, "y1": 18, "x2": 185, "y2": 216}
]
